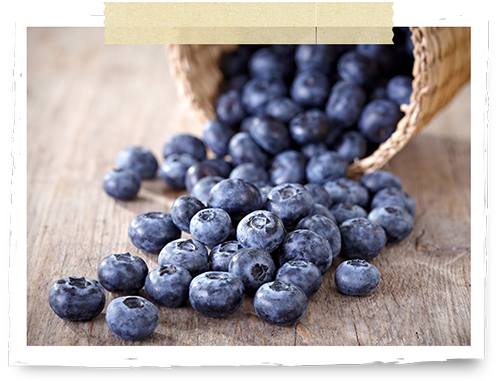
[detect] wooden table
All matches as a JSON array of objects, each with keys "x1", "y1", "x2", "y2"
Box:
[{"x1": 27, "y1": 27, "x2": 471, "y2": 346}]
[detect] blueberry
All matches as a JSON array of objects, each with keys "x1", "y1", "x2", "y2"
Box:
[
  {"x1": 360, "y1": 170, "x2": 403, "y2": 194},
  {"x1": 253, "y1": 180, "x2": 274, "y2": 207},
  {"x1": 370, "y1": 187, "x2": 416, "y2": 215},
  {"x1": 209, "y1": 240, "x2": 243, "y2": 271},
  {"x1": 163, "y1": 134, "x2": 206, "y2": 162},
  {"x1": 222, "y1": 47, "x2": 252, "y2": 78},
  {"x1": 202, "y1": 120, "x2": 234, "y2": 156},
  {"x1": 369, "y1": 85, "x2": 388, "y2": 101},
  {"x1": 207, "y1": 178, "x2": 262, "y2": 222},
  {"x1": 266, "y1": 183, "x2": 314, "y2": 227},
  {"x1": 247, "y1": 115, "x2": 290, "y2": 155},
  {"x1": 322, "y1": 178, "x2": 370, "y2": 207},
  {"x1": 159, "y1": 153, "x2": 199, "y2": 190},
  {"x1": 228, "y1": 247, "x2": 276, "y2": 296},
  {"x1": 170, "y1": 195, "x2": 206, "y2": 234},
  {"x1": 295, "y1": 214, "x2": 341, "y2": 260},
  {"x1": 229, "y1": 163, "x2": 269, "y2": 184},
  {"x1": 248, "y1": 47, "x2": 293, "y2": 79},
  {"x1": 277, "y1": 229, "x2": 333, "y2": 274},
  {"x1": 202, "y1": 158, "x2": 233, "y2": 178},
  {"x1": 102, "y1": 168, "x2": 141, "y2": 201},
  {"x1": 386, "y1": 75, "x2": 413, "y2": 106},
  {"x1": 271, "y1": 44, "x2": 297, "y2": 57},
  {"x1": 330, "y1": 202, "x2": 367, "y2": 225},
  {"x1": 190, "y1": 176, "x2": 225, "y2": 205},
  {"x1": 254, "y1": 281, "x2": 308, "y2": 326},
  {"x1": 367, "y1": 205, "x2": 414, "y2": 243},
  {"x1": 49, "y1": 277, "x2": 106, "y2": 321},
  {"x1": 144, "y1": 264, "x2": 192, "y2": 308},
  {"x1": 189, "y1": 208, "x2": 232, "y2": 248},
  {"x1": 105, "y1": 296, "x2": 159, "y2": 341},
  {"x1": 275, "y1": 260, "x2": 322, "y2": 298},
  {"x1": 356, "y1": 44, "x2": 396, "y2": 76},
  {"x1": 241, "y1": 77, "x2": 288, "y2": 115},
  {"x1": 339, "y1": 218, "x2": 387, "y2": 260},
  {"x1": 97, "y1": 253, "x2": 148, "y2": 295},
  {"x1": 325, "y1": 80, "x2": 366, "y2": 129},
  {"x1": 337, "y1": 50, "x2": 378, "y2": 87},
  {"x1": 290, "y1": 70, "x2": 331, "y2": 108},
  {"x1": 227, "y1": 132, "x2": 268, "y2": 168},
  {"x1": 304, "y1": 183, "x2": 332, "y2": 207},
  {"x1": 158, "y1": 238, "x2": 208, "y2": 277},
  {"x1": 300, "y1": 142, "x2": 328, "y2": 159},
  {"x1": 214, "y1": 90, "x2": 247, "y2": 127},
  {"x1": 289, "y1": 109, "x2": 329, "y2": 145},
  {"x1": 184, "y1": 161, "x2": 223, "y2": 192},
  {"x1": 305, "y1": 151, "x2": 348, "y2": 184},
  {"x1": 333, "y1": 131, "x2": 368, "y2": 164},
  {"x1": 358, "y1": 99, "x2": 404, "y2": 144},
  {"x1": 128, "y1": 212, "x2": 181, "y2": 254},
  {"x1": 264, "y1": 97, "x2": 303, "y2": 123},
  {"x1": 189, "y1": 271, "x2": 245, "y2": 318},
  {"x1": 236, "y1": 210, "x2": 286, "y2": 253},
  {"x1": 309, "y1": 203, "x2": 337, "y2": 223},
  {"x1": 269, "y1": 150, "x2": 307, "y2": 185},
  {"x1": 334, "y1": 259, "x2": 380, "y2": 296},
  {"x1": 223, "y1": 73, "x2": 250, "y2": 92},
  {"x1": 115, "y1": 146, "x2": 158, "y2": 179},
  {"x1": 239, "y1": 115, "x2": 258, "y2": 133},
  {"x1": 295, "y1": 45, "x2": 337, "y2": 74}
]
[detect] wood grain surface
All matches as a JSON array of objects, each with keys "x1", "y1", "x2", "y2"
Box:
[{"x1": 26, "y1": 27, "x2": 471, "y2": 346}]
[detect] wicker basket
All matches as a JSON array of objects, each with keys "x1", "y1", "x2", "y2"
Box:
[{"x1": 166, "y1": 27, "x2": 471, "y2": 177}]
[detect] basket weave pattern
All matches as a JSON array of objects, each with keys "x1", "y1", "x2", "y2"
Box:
[{"x1": 166, "y1": 27, "x2": 470, "y2": 177}]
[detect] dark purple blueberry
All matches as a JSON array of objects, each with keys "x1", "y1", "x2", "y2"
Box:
[
  {"x1": 144, "y1": 264, "x2": 192, "y2": 308},
  {"x1": 190, "y1": 176, "x2": 225, "y2": 205},
  {"x1": 227, "y1": 132, "x2": 268, "y2": 168},
  {"x1": 248, "y1": 47, "x2": 294, "y2": 80},
  {"x1": 370, "y1": 187, "x2": 416, "y2": 216},
  {"x1": 309, "y1": 203, "x2": 337, "y2": 223},
  {"x1": 322, "y1": 178, "x2": 369, "y2": 207},
  {"x1": 236, "y1": 210, "x2": 286, "y2": 253},
  {"x1": 289, "y1": 109, "x2": 329, "y2": 145},
  {"x1": 276, "y1": 260, "x2": 322, "y2": 298},
  {"x1": 296, "y1": 214, "x2": 341, "y2": 260},
  {"x1": 368, "y1": 205, "x2": 414, "y2": 243},
  {"x1": 189, "y1": 271, "x2": 245, "y2": 318},
  {"x1": 102, "y1": 168, "x2": 141, "y2": 201},
  {"x1": 49, "y1": 277, "x2": 106, "y2": 321},
  {"x1": 97, "y1": 253, "x2": 148, "y2": 295},
  {"x1": 333, "y1": 131, "x2": 368, "y2": 164},
  {"x1": 209, "y1": 240, "x2": 243, "y2": 272},
  {"x1": 356, "y1": 44, "x2": 397, "y2": 76},
  {"x1": 105, "y1": 296, "x2": 159, "y2": 341},
  {"x1": 266, "y1": 183, "x2": 314, "y2": 227},
  {"x1": 202, "y1": 120, "x2": 234, "y2": 156},
  {"x1": 241, "y1": 77, "x2": 288, "y2": 115},
  {"x1": 215, "y1": 90, "x2": 247, "y2": 127},
  {"x1": 247, "y1": 115, "x2": 290, "y2": 155},
  {"x1": 290, "y1": 70, "x2": 331, "y2": 108},
  {"x1": 158, "y1": 238, "x2": 209, "y2": 276},
  {"x1": 128, "y1": 212, "x2": 181, "y2": 254},
  {"x1": 304, "y1": 183, "x2": 332, "y2": 208},
  {"x1": 339, "y1": 218, "x2": 387, "y2": 260},
  {"x1": 228, "y1": 247, "x2": 276, "y2": 296},
  {"x1": 254, "y1": 281, "x2": 308, "y2": 326},
  {"x1": 295, "y1": 45, "x2": 337, "y2": 74},
  {"x1": 325, "y1": 80, "x2": 367, "y2": 129},
  {"x1": 335, "y1": 259, "x2": 380, "y2": 296},
  {"x1": 337, "y1": 50, "x2": 378, "y2": 88},
  {"x1": 163, "y1": 134, "x2": 206, "y2": 162},
  {"x1": 264, "y1": 97, "x2": 303, "y2": 123},
  {"x1": 277, "y1": 229, "x2": 333, "y2": 274},
  {"x1": 223, "y1": 73, "x2": 250, "y2": 92},
  {"x1": 369, "y1": 85, "x2": 388, "y2": 101},
  {"x1": 202, "y1": 158, "x2": 233, "y2": 178},
  {"x1": 305, "y1": 151, "x2": 348, "y2": 184},
  {"x1": 159, "y1": 153, "x2": 199, "y2": 190},
  {"x1": 184, "y1": 161, "x2": 223, "y2": 193},
  {"x1": 330, "y1": 203, "x2": 367, "y2": 225},
  {"x1": 360, "y1": 170, "x2": 403, "y2": 194},
  {"x1": 301, "y1": 142, "x2": 328, "y2": 159},
  {"x1": 358, "y1": 99, "x2": 404, "y2": 144},
  {"x1": 170, "y1": 195, "x2": 206, "y2": 234},
  {"x1": 386, "y1": 75, "x2": 413, "y2": 106},
  {"x1": 229, "y1": 163, "x2": 269, "y2": 183},
  {"x1": 269, "y1": 150, "x2": 307, "y2": 185},
  {"x1": 239, "y1": 115, "x2": 258, "y2": 133},
  {"x1": 271, "y1": 44, "x2": 297, "y2": 56},
  {"x1": 115, "y1": 146, "x2": 158, "y2": 179},
  {"x1": 222, "y1": 47, "x2": 252, "y2": 78},
  {"x1": 189, "y1": 208, "x2": 232, "y2": 248},
  {"x1": 253, "y1": 181, "x2": 274, "y2": 207}
]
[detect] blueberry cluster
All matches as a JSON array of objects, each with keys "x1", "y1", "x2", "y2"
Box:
[{"x1": 51, "y1": 33, "x2": 418, "y2": 339}]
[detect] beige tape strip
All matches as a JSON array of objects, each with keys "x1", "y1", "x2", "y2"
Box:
[{"x1": 104, "y1": 2, "x2": 394, "y2": 44}]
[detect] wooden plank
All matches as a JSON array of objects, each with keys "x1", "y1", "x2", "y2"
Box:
[{"x1": 26, "y1": 27, "x2": 470, "y2": 346}]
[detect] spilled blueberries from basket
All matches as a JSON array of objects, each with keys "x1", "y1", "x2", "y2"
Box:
[{"x1": 56, "y1": 34, "x2": 419, "y2": 339}]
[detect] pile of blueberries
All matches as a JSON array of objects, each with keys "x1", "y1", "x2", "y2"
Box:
[{"x1": 49, "y1": 30, "x2": 417, "y2": 342}]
